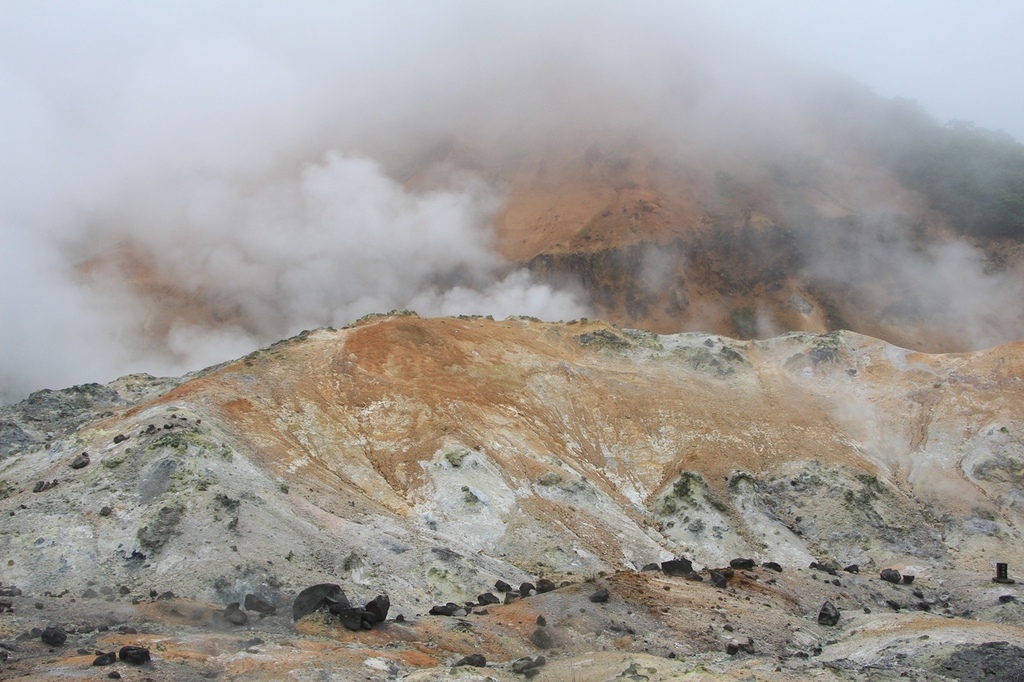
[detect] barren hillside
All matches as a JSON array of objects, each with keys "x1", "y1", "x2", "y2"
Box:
[{"x1": 2, "y1": 315, "x2": 1022, "y2": 679}]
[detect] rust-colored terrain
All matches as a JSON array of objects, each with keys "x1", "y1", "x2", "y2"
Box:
[{"x1": 2, "y1": 314, "x2": 1022, "y2": 679}]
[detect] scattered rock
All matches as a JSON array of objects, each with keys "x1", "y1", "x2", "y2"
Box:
[
  {"x1": 844, "y1": 564, "x2": 860, "y2": 574},
  {"x1": 454, "y1": 653, "x2": 486, "y2": 667},
  {"x1": 93, "y1": 652, "x2": 116, "y2": 666},
  {"x1": 818, "y1": 600, "x2": 841, "y2": 626},
  {"x1": 902, "y1": 574, "x2": 915, "y2": 584},
  {"x1": 224, "y1": 602, "x2": 248, "y2": 625},
  {"x1": 536, "y1": 615, "x2": 546, "y2": 626},
  {"x1": 32, "y1": 480, "x2": 58, "y2": 493},
  {"x1": 880, "y1": 568, "x2": 902, "y2": 584},
  {"x1": 588, "y1": 587, "x2": 610, "y2": 603},
  {"x1": 244, "y1": 593, "x2": 276, "y2": 615},
  {"x1": 40, "y1": 626, "x2": 66, "y2": 646},
  {"x1": 530, "y1": 627, "x2": 555, "y2": 649},
  {"x1": 512, "y1": 656, "x2": 546, "y2": 674},
  {"x1": 364, "y1": 594, "x2": 390, "y2": 624},
  {"x1": 941, "y1": 641, "x2": 1024, "y2": 681},
  {"x1": 82, "y1": 588, "x2": 98, "y2": 599},
  {"x1": 112, "y1": 434, "x2": 128, "y2": 444},
  {"x1": 118, "y1": 645, "x2": 150, "y2": 665},
  {"x1": 292, "y1": 584, "x2": 346, "y2": 621},
  {"x1": 478, "y1": 592, "x2": 500, "y2": 605},
  {"x1": 504, "y1": 591, "x2": 521, "y2": 604},
  {"x1": 330, "y1": 605, "x2": 365, "y2": 631},
  {"x1": 810, "y1": 561, "x2": 838, "y2": 576},
  {"x1": 535, "y1": 578, "x2": 556, "y2": 593},
  {"x1": 709, "y1": 571, "x2": 728, "y2": 589},
  {"x1": 494, "y1": 580, "x2": 513, "y2": 593},
  {"x1": 730, "y1": 558, "x2": 755, "y2": 570},
  {"x1": 520, "y1": 582, "x2": 536, "y2": 597},
  {"x1": 761, "y1": 561, "x2": 783, "y2": 572},
  {"x1": 70, "y1": 452, "x2": 90, "y2": 469},
  {"x1": 998, "y1": 595, "x2": 1015, "y2": 604},
  {"x1": 661, "y1": 558, "x2": 693, "y2": 576},
  {"x1": 429, "y1": 603, "x2": 460, "y2": 616}
]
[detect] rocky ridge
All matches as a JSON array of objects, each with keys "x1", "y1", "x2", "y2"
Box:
[{"x1": 1, "y1": 313, "x2": 1022, "y2": 680}]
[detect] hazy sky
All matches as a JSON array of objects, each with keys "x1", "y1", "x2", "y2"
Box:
[
  {"x1": 2, "y1": 0, "x2": 1024, "y2": 402},
  {"x1": 709, "y1": 0, "x2": 1024, "y2": 141}
]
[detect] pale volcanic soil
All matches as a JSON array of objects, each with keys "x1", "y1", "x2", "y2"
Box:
[{"x1": 2, "y1": 314, "x2": 1023, "y2": 680}]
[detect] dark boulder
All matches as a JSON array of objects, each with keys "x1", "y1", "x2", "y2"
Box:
[
  {"x1": 529, "y1": 627, "x2": 554, "y2": 649},
  {"x1": 588, "y1": 587, "x2": 610, "y2": 603},
  {"x1": 810, "y1": 561, "x2": 838, "y2": 576},
  {"x1": 519, "y1": 582, "x2": 536, "y2": 597},
  {"x1": 902, "y1": 574, "x2": 915, "y2": 584},
  {"x1": 730, "y1": 558, "x2": 755, "y2": 570},
  {"x1": 223, "y1": 602, "x2": 247, "y2": 625},
  {"x1": 504, "y1": 591, "x2": 521, "y2": 604},
  {"x1": 536, "y1": 615, "x2": 546, "y2": 626},
  {"x1": 40, "y1": 626, "x2": 67, "y2": 646},
  {"x1": 93, "y1": 652, "x2": 116, "y2": 666},
  {"x1": 118, "y1": 646, "x2": 151, "y2": 664},
  {"x1": 429, "y1": 603, "x2": 460, "y2": 617},
  {"x1": 364, "y1": 594, "x2": 390, "y2": 623},
  {"x1": 661, "y1": 558, "x2": 693, "y2": 576},
  {"x1": 244, "y1": 593, "x2": 276, "y2": 615},
  {"x1": 477, "y1": 592, "x2": 500, "y2": 606},
  {"x1": 330, "y1": 605, "x2": 365, "y2": 631},
  {"x1": 535, "y1": 578, "x2": 556, "y2": 593},
  {"x1": 70, "y1": 452, "x2": 90, "y2": 469},
  {"x1": 494, "y1": 579, "x2": 513, "y2": 592},
  {"x1": 709, "y1": 571, "x2": 728, "y2": 589},
  {"x1": 454, "y1": 653, "x2": 486, "y2": 667},
  {"x1": 761, "y1": 561, "x2": 783, "y2": 572},
  {"x1": 844, "y1": 564, "x2": 860, "y2": 574},
  {"x1": 112, "y1": 434, "x2": 128, "y2": 444},
  {"x1": 818, "y1": 600, "x2": 840, "y2": 626},
  {"x1": 292, "y1": 584, "x2": 347, "y2": 621},
  {"x1": 880, "y1": 568, "x2": 902, "y2": 584},
  {"x1": 513, "y1": 655, "x2": 546, "y2": 675}
]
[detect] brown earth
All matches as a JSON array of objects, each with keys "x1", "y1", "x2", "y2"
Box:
[{"x1": 2, "y1": 314, "x2": 1023, "y2": 679}]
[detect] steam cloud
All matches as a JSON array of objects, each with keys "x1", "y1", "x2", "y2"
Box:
[{"x1": 2, "y1": 3, "x2": 1021, "y2": 404}]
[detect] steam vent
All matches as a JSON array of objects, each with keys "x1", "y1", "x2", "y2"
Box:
[{"x1": 3, "y1": 3, "x2": 1024, "y2": 680}]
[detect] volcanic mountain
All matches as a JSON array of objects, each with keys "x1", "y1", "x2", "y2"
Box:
[{"x1": 2, "y1": 314, "x2": 1022, "y2": 679}]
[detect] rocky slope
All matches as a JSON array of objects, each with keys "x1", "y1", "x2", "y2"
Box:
[{"x1": 2, "y1": 314, "x2": 1022, "y2": 679}]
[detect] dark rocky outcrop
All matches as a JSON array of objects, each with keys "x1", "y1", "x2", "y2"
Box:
[
  {"x1": 940, "y1": 641, "x2": 1024, "y2": 681},
  {"x1": 292, "y1": 584, "x2": 346, "y2": 621}
]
